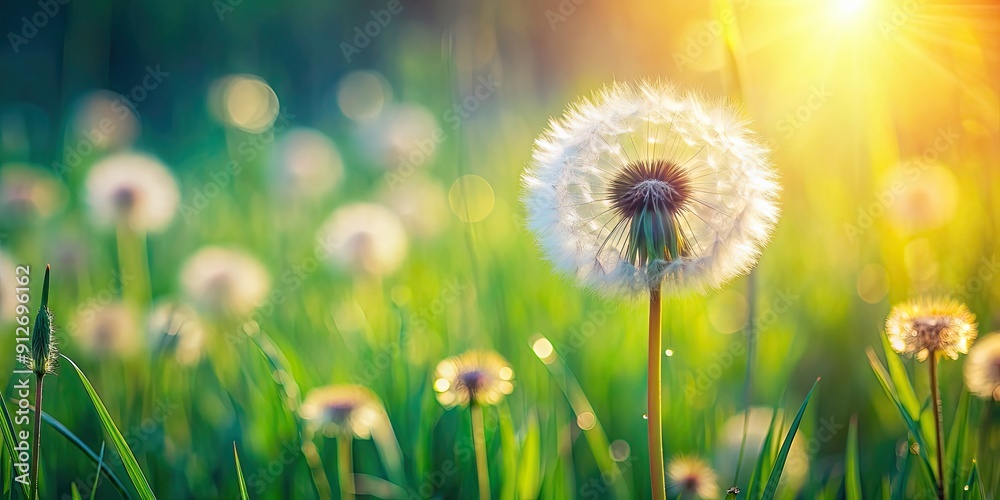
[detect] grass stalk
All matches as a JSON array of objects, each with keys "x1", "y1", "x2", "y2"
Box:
[
  {"x1": 471, "y1": 402, "x2": 491, "y2": 500},
  {"x1": 338, "y1": 434, "x2": 355, "y2": 500},
  {"x1": 929, "y1": 353, "x2": 946, "y2": 500},
  {"x1": 30, "y1": 372, "x2": 45, "y2": 500},
  {"x1": 647, "y1": 285, "x2": 665, "y2": 500}
]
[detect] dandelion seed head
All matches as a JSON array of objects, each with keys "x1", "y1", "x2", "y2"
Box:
[
  {"x1": 317, "y1": 203, "x2": 408, "y2": 276},
  {"x1": 300, "y1": 385, "x2": 388, "y2": 439},
  {"x1": 667, "y1": 456, "x2": 719, "y2": 499},
  {"x1": 70, "y1": 90, "x2": 139, "y2": 150},
  {"x1": 964, "y1": 332, "x2": 1000, "y2": 400},
  {"x1": 73, "y1": 302, "x2": 140, "y2": 357},
  {"x1": 433, "y1": 350, "x2": 514, "y2": 408},
  {"x1": 270, "y1": 128, "x2": 344, "y2": 200},
  {"x1": 885, "y1": 297, "x2": 977, "y2": 361},
  {"x1": 148, "y1": 301, "x2": 207, "y2": 366},
  {"x1": 84, "y1": 152, "x2": 179, "y2": 232},
  {"x1": 378, "y1": 175, "x2": 449, "y2": 239},
  {"x1": 522, "y1": 80, "x2": 780, "y2": 296},
  {"x1": 0, "y1": 164, "x2": 66, "y2": 225},
  {"x1": 180, "y1": 246, "x2": 271, "y2": 317}
]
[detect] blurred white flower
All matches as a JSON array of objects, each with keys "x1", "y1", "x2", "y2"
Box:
[
  {"x1": 433, "y1": 350, "x2": 515, "y2": 408},
  {"x1": 72, "y1": 302, "x2": 140, "y2": 357},
  {"x1": 522, "y1": 80, "x2": 780, "y2": 296},
  {"x1": 84, "y1": 152, "x2": 180, "y2": 232},
  {"x1": 180, "y1": 246, "x2": 271, "y2": 317},
  {"x1": 300, "y1": 385, "x2": 390, "y2": 439},
  {"x1": 357, "y1": 103, "x2": 438, "y2": 170},
  {"x1": 716, "y1": 408, "x2": 808, "y2": 492},
  {"x1": 70, "y1": 90, "x2": 139, "y2": 151},
  {"x1": 667, "y1": 456, "x2": 719, "y2": 499},
  {"x1": 148, "y1": 301, "x2": 207, "y2": 366},
  {"x1": 0, "y1": 163, "x2": 66, "y2": 225},
  {"x1": 0, "y1": 251, "x2": 17, "y2": 323},
  {"x1": 317, "y1": 203, "x2": 408, "y2": 276},
  {"x1": 964, "y1": 332, "x2": 1000, "y2": 400},
  {"x1": 378, "y1": 175, "x2": 449, "y2": 239},
  {"x1": 337, "y1": 70, "x2": 392, "y2": 122},
  {"x1": 270, "y1": 128, "x2": 344, "y2": 200}
]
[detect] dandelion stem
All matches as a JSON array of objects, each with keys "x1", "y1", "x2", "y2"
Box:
[
  {"x1": 337, "y1": 434, "x2": 355, "y2": 500},
  {"x1": 30, "y1": 373, "x2": 44, "y2": 500},
  {"x1": 647, "y1": 285, "x2": 665, "y2": 500},
  {"x1": 471, "y1": 402, "x2": 491, "y2": 500},
  {"x1": 928, "y1": 352, "x2": 946, "y2": 500}
]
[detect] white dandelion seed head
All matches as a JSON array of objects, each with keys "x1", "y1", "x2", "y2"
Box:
[
  {"x1": 84, "y1": 152, "x2": 180, "y2": 232},
  {"x1": 180, "y1": 246, "x2": 271, "y2": 317},
  {"x1": 964, "y1": 332, "x2": 1000, "y2": 401},
  {"x1": 378, "y1": 175, "x2": 450, "y2": 240},
  {"x1": 0, "y1": 163, "x2": 67, "y2": 225},
  {"x1": 317, "y1": 203, "x2": 409, "y2": 276},
  {"x1": 522, "y1": 80, "x2": 780, "y2": 297},
  {"x1": 356, "y1": 103, "x2": 438, "y2": 170},
  {"x1": 73, "y1": 302, "x2": 141, "y2": 357},
  {"x1": 148, "y1": 301, "x2": 207, "y2": 366},
  {"x1": 70, "y1": 90, "x2": 140, "y2": 150},
  {"x1": 0, "y1": 251, "x2": 17, "y2": 323},
  {"x1": 270, "y1": 127, "x2": 344, "y2": 200}
]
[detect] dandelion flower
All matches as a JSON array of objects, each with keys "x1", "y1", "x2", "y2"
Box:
[
  {"x1": 433, "y1": 350, "x2": 514, "y2": 408},
  {"x1": 522, "y1": 80, "x2": 779, "y2": 297},
  {"x1": 270, "y1": 128, "x2": 344, "y2": 200},
  {"x1": 964, "y1": 332, "x2": 1000, "y2": 400},
  {"x1": 300, "y1": 385, "x2": 388, "y2": 439},
  {"x1": 885, "y1": 297, "x2": 977, "y2": 361},
  {"x1": 378, "y1": 175, "x2": 449, "y2": 239},
  {"x1": 180, "y1": 246, "x2": 271, "y2": 317},
  {"x1": 667, "y1": 456, "x2": 719, "y2": 499},
  {"x1": 0, "y1": 164, "x2": 66, "y2": 225},
  {"x1": 84, "y1": 152, "x2": 180, "y2": 232},
  {"x1": 148, "y1": 302, "x2": 206, "y2": 366},
  {"x1": 71, "y1": 302, "x2": 140, "y2": 357},
  {"x1": 0, "y1": 251, "x2": 17, "y2": 323},
  {"x1": 317, "y1": 203, "x2": 408, "y2": 276},
  {"x1": 357, "y1": 103, "x2": 438, "y2": 170},
  {"x1": 70, "y1": 90, "x2": 139, "y2": 150}
]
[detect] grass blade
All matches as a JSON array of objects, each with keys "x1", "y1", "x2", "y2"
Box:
[
  {"x1": 89, "y1": 443, "x2": 105, "y2": 500},
  {"x1": 41, "y1": 412, "x2": 131, "y2": 499},
  {"x1": 747, "y1": 407, "x2": 780, "y2": 499},
  {"x1": 846, "y1": 415, "x2": 861, "y2": 500},
  {"x1": 946, "y1": 390, "x2": 970, "y2": 499},
  {"x1": 762, "y1": 378, "x2": 820, "y2": 500},
  {"x1": 516, "y1": 412, "x2": 541, "y2": 500},
  {"x1": 61, "y1": 354, "x2": 155, "y2": 500},
  {"x1": 866, "y1": 348, "x2": 937, "y2": 490},
  {"x1": 233, "y1": 443, "x2": 249, "y2": 500},
  {"x1": 0, "y1": 398, "x2": 30, "y2": 499},
  {"x1": 964, "y1": 459, "x2": 985, "y2": 500}
]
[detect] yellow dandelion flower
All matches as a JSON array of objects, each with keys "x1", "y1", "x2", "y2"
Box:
[
  {"x1": 885, "y1": 297, "x2": 977, "y2": 361},
  {"x1": 433, "y1": 350, "x2": 514, "y2": 408}
]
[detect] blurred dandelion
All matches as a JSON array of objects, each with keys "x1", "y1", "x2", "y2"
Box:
[
  {"x1": 0, "y1": 163, "x2": 66, "y2": 226},
  {"x1": 716, "y1": 408, "x2": 809, "y2": 491},
  {"x1": 378, "y1": 175, "x2": 449, "y2": 239},
  {"x1": 300, "y1": 385, "x2": 393, "y2": 500},
  {"x1": 522, "y1": 80, "x2": 779, "y2": 499},
  {"x1": 337, "y1": 70, "x2": 392, "y2": 122},
  {"x1": 356, "y1": 103, "x2": 438, "y2": 170},
  {"x1": 885, "y1": 296, "x2": 977, "y2": 498},
  {"x1": 317, "y1": 203, "x2": 408, "y2": 276},
  {"x1": 148, "y1": 301, "x2": 207, "y2": 366},
  {"x1": 434, "y1": 350, "x2": 514, "y2": 499},
  {"x1": 270, "y1": 128, "x2": 344, "y2": 200},
  {"x1": 884, "y1": 163, "x2": 959, "y2": 234},
  {"x1": 964, "y1": 332, "x2": 1000, "y2": 401},
  {"x1": 180, "y1": 246, "x2": 271, "y2": 318},
  {"x1": 72, "y1": 301, "x2": 141, "y2": 357},
  {"x1": 69, "y1": 90, "x2": 140, "y2": 150},
  {"x1": 667, "y1": 456, "x2": 719, "y2": 499},
  {"x1": 84, "y1": 152, "x2": 179, "y2": 233}
]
